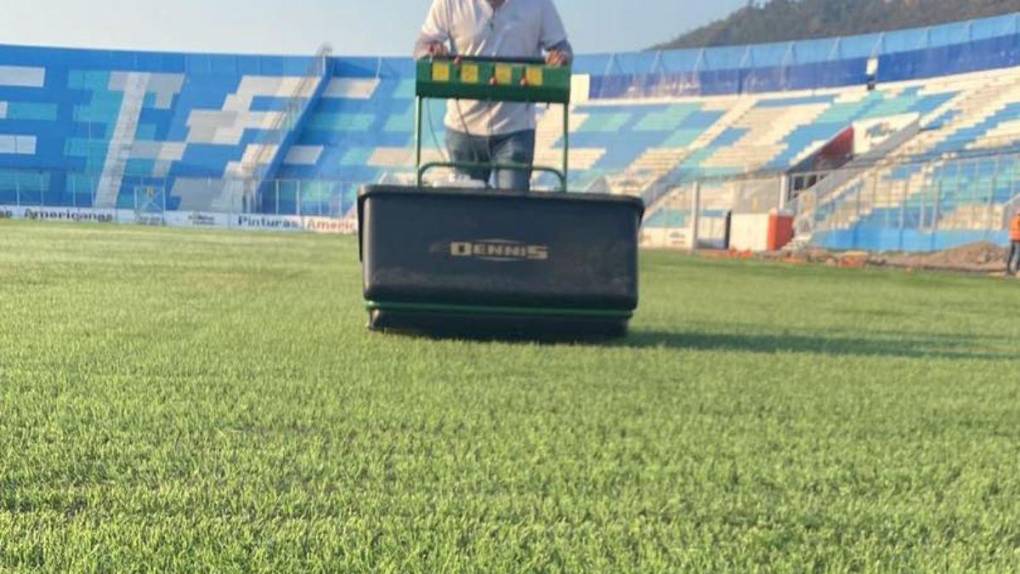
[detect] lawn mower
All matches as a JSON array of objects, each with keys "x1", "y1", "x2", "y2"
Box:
[{"x1": 358, "y1": 55, "x2": 644, "y2": 339}]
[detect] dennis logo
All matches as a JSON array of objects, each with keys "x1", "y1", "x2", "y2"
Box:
[{"x1": 450, "y1": 239, "x2": 549, "y2": 262}]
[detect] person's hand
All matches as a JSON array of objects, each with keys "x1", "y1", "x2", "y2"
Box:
[
  {"x1": 545, "y1": 50, "x2": 570, "y2": 67},
  {"x1": 427, "y1": 43, "x2": 449, "y2": 58}
]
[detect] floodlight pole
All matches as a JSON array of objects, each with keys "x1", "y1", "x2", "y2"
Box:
[
  {"x1": 690, "y1": 181, "x2": 701, "y2": 252},
  {"x1": 778, "y1": 174, "x2": 789, "y2": 212}
]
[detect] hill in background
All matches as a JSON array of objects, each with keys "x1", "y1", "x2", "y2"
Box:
[{"x1": 656, "y1": 0, "x2": 1020, "y2": 50}]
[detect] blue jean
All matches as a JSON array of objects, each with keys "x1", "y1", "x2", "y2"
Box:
[
  {"x1": 445, "y1": 129, "x2": 536, "y2": 191},
  {"x1": 1009, "y1": 241, "x2": 1020, "y2": 275}
]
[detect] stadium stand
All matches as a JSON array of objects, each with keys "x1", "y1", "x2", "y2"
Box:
[{"x1": 3, "y1": 13, "x2": 1020, "y2": 249}]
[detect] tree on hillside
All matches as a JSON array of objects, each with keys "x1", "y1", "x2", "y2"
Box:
[{"x1": 655, "y1": 0, "x2": 1020, "y2": 50}]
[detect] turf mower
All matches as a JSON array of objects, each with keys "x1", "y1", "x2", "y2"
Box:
[{"x1": 358, "y1": 56, "x2": 644, "y2": 339}]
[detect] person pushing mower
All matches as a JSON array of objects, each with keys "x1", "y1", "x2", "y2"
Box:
[{"x1": 414, "y1": 0, "x2": 572, "y2": 191}]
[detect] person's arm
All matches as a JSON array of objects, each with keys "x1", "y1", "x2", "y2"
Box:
[
  {"x1": 414, "y1": 0, "x2": 451, "y2": 59},
  {"x1": 540, "y1": 0, "x2": 572, "y2": 66}
]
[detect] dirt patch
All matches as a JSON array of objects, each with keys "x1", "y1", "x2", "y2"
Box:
[
  {"x1": 873, "y1": 242, "x2": 1009, "y2": 273},
  {"x1": 717, "y1": 241, "x2": 1013, "y2": 275}
]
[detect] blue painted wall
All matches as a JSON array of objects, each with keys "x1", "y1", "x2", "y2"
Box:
[{"x1": 0, "y1": 11, "x2": 1019, "y2": 252}]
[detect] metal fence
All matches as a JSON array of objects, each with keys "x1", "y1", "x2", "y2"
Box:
[
  {"x1": 639, "y1": 174, "x2": 786, "y2": 250},
  {"x1": 640, "y1": 150, "x2": 1020, "y2": 251},
  {"x1": 0, "y1": 167, "x2": 537, "y2": 219},
  {"x1": 4, "y1": 151, "x2": 1020, "y2": 250},
  {"x1": 789, "y1": 152, "x2": 1020, "y2": 250},
  {"x1": 0, "y1": 172, "x2": 357, "y2": 219}
]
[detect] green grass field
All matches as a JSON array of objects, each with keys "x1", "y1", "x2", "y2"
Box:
[{"x1": 2, "y1": 221, "x2": 1020, "y2": 573}]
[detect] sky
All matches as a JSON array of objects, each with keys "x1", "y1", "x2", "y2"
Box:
[{"x1": 1, "y1": 0, "x2": 750, "y2": 57}]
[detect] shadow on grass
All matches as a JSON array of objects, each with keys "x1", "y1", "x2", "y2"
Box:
[
  {"x1": 620, "y1": 329, "x2": 1015, "y2": 361},
  {"x1": 365, "y1": 319, "x2": 1013, "y2": 361}
]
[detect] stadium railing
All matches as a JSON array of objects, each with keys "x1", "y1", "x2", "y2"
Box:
[
  {"x1": 0, "y1": 172, "x2": 354, "y2": 219},
  {"x1": 641, "y1": 150, "x2": 1020, "y2": 252},
  {"x1": 3, "y1": 148, "x2": 1019, "y2": 250}
]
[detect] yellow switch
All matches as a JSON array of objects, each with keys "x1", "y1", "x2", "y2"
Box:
[
  {"x1": 494, "y1": 64, "x2": 513, "y2": 85},
  {"x1": 461, "y1": 64, "x2": 479, "y2": 84},
  {"x1": 526, "y1": 66, "x2": 544, "y2": 87},
  {"x1": 432, "y1": 62, "x2": 450, "y2": 82}
]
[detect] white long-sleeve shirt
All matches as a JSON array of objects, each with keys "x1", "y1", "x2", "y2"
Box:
[{"x1": 414, "y1": 0, "x2": 572, "y2": 136}]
